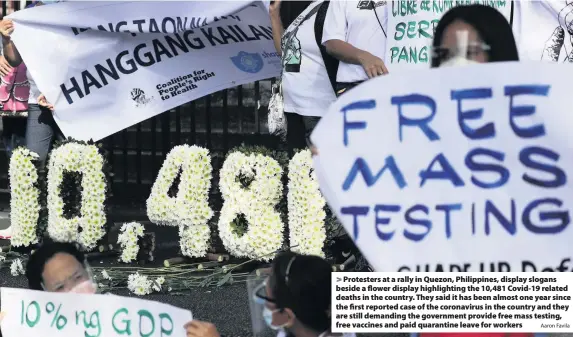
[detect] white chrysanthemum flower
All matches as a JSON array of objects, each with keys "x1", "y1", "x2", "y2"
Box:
[
  {"x1": 101, "y1": 270, "x2": 111, "y2": 280},
  {"x1": 127, "y1": 273, "x2": 152, "y2": 296},
  {"x1": 46, "y1": 143, "x2": 107, "y2": 250},
  {"x1": 288, "y1": 150, "x2": 326, "y2": 257},
  {"x1": 147, "y1": 145, "x2": 213, "y2": 257},
  {"x1": 10, "y1": 258, "x2": 24, "y2": 276},
  {"x1": 117, "y1": 222, "x2": 145, "y2": 263},
  {"x1": 9, "y1": 148, "x2": 41, "y2": 247},
  {"x1": 217, "y1": 152, "x2": 285, "y2": 261}
]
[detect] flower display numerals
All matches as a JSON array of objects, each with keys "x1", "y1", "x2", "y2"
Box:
[
  {"x1": 287, "y1": 150, "x2": 326, "y2": 257},
  {"x1": 47, "y1": 143, "x2": 107, "y2": 250},
  {"x1": 146, "y1": 145, "x2": 214, "y2": 257},
  {"x1": 218, "y1": 152, "x2": 285, "y2": 261},
  {"x1": 9, "y1": 148, "x2": 40, "y2": 247}
]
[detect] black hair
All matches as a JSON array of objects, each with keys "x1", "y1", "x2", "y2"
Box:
[
  {"x1": 269, "y1": 251, "x2": 332, "y2": 333},
  {"x1": 431, "y1": 4, "x2": 519, "y2": 67},
  {"x1": 25, "y1": 241, "x2": 85, "y2": 290}
]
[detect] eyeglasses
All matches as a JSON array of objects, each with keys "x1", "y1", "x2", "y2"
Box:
[
  {"x1": 253, "y1": 256, "x2": 297, "y2": 304},
  {"x1": 431, "y1": 42, "x2": 491, "y2": 63}
]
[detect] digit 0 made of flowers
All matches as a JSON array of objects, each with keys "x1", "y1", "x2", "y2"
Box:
[
  {"x1": 218, "y1": 152, "x2": 284, "y2": 261},
  {"x1": 146, "y1": 145, "x2": 214, "y2": 258},
  {"x1": 47, "y1": 143, "x2": 107, "y2": 250},
  {"x1": 9, "y1": 148, "x2": 41, "y2": 247},
  {"x1": 287, "y1": 150, "x2": 326, "y2": 257}
]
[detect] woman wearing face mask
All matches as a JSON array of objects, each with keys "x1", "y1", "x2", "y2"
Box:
[
  {"x1": 24, "y1": 241, "x2": 214, "y2": 337},
  {"x1": 310, "y1": 4, "x2": 520, "y2": 158},
  {"x1": 25, "y1": 241, "x2": 97, "y2": 293},
  {"x1": 253, "y1": 251, "x2": 355, "y2": 337},
  {"x1": 430, "y1": 4, "x2": 519, "y2": 68}
]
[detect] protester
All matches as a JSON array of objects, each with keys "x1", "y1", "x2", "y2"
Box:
[
  {"x1": 255, "y1": 251, "x2": 355, "y2": 337},
  {"x1": 0, "y1": 54, "x2": 27, "y2": 162},
  {"x1": 0, "y1": 1, "x2": 64, "y2": 170},
  {"x1": 322, "y1": 0, "x2": 388, "y2": 97},
  {"x1": 430, "y1": 4, "x2": 519, "y2": 67},
  {"x1": 25, "y1": 241, "x2": 97, "y2": 293},
  {"x1": 270, "y1": 0, "x2": 338, "y2": 151}
]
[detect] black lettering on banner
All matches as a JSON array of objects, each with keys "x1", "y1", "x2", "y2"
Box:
[
  {"x1": 60, "y1": 31, "x2": 206, "y2": 105},
  {"x1": 60, "y1": 21, "x2": 270, "y2": 104}
]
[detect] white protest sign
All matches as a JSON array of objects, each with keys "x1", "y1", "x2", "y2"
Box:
[
  {"x1": 311, "y1": 62, "x2": 573, "y2": 272},
  {"x1": 514, "y1": 0, "x2": 572, "y2": 62},
  {"x1": 385, "y1": 1, "x2": 512, "y2": 71},
  {"x1": 0, "y1": 287, "x2": 192, "y2": 337},
  {"x1": 8, "y1": 1, "x2": 280, "y2": 141}
]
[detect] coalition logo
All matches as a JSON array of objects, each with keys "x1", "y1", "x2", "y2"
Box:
[
  {"x1": 130, "y1": 88, "x2": 153, "y2": 107},
  {"x1": 230, "y1": 51, "x2": 264, "y2": 74}
]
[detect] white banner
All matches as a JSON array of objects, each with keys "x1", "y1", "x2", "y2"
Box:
[
  {"x1": 515, "y1": 0, "x2": 572, "y2": 62},
  {"x1": 8, "y1": 1, "x2": 280, "y2": 141},
  {"x1": 385, "y1": 1, "x2": 512, "y2": 71},
  {"x1": 0, "y1": 287, "x2": 193, "y2": 337},
  {"x1": 311, "y1": 62, "x2": 573, "y2": 272}
]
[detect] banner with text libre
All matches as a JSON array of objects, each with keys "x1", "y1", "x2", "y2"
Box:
[
  {"x1": 0, "y1": 287, "x2": 193, "y2": 337},
  {"x1": 8, "y1": 1, "x2": 280, "y2": 141},
  {"x1": 386, "y1": 1, "x2": 512, "y2": 71},
  {"x1": 311, "y1": 62, "x2": 573, "y2": 272}
]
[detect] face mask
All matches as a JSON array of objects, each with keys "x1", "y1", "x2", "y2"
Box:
[
  {"x1": 262, "y1": 307, "x2": 285, "y2": 330},
  {"x1": 69, "y1": 280, "x2": 97, "y2": 294},
  {"x1": 439, "y1": 55, "x2": 479, "y2": 68}
]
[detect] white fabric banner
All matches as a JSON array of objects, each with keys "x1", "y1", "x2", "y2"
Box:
[
  {"x1": 515, "y1": 0, "x2": 572, "y2": 62},
  {"x1": 385, "y1": 1, "x2": 513, "y2": 72},
  {"x1": 8, "y1": 1, "x2": 280, "y2": 141},
  {"x1": 311, "y1": 62, "x2": 573, "y2": 272},
  {"x1": 1, "y1": 287, "x2": 193, "y2": 337}
]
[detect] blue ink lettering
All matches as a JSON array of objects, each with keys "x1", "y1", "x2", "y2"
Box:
[
  {"x1": 341, "y1": 206, "x2": 369, "y2": 240},
  {"x1": 374, "y1": 204, "x2": 401, "y2": 241},
  {"x1": 341, "y1": 100, "x2": 375, "y2": 146},
  {"x1": 451, "y1": 88, "x2": 494, "y2": 139},
  {"x1": 436, "y1": 204, "x2": 462, "y2": 238},
  {"x1": 465, "y1": 148, "x2": 509, "y2": 189},
  {"x1": 485, "y1": 199, "x2": 516, "y2": 235},
  {"x1": 404, "y1": 204, "x2": 431, "y2": 241},
  {"x1": 505, "y1": 85, "x2": 549, "y2": 138},
  {"x1": 391, "y1": 94, "x2": 439, "y2": 142},
  {"x1": 419, "y1": 153, "x2": 464, "y2": 187},
  {"x1": 342, "y1": 157, "x2": 406, "y2": 191},
  {"x1": 522, "y1": 198, "x2": 569, "y2": 234},
  {"x1": 519, "y1": 146, "x2": 566, "y2": 188}
]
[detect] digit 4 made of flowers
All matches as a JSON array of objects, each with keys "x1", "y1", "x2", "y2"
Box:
[{"x1": 10, "y1": 143, "x2": 328, "y2": 261}]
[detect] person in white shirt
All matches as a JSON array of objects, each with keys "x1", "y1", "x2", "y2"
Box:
[
  {"x1": 270, "y1": 0, "x2": 338, "y2": 152},
  {"x1": 322, "y1": 0, "x2": 389, "y2": 96}
]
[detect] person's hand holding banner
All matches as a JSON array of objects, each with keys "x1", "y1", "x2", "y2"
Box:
[
  {"x1": 38, "y1": 93, "x2": 54, "y2": 112},
  {"x1": 0, "y1": 19, "x2": 14, "y2": 38},
  {"x1": 311, "y1": 62, "x2": 573, "y2": 273},
  {"x1": 184, "y1": 320, "x2": 220, "y2": 337},
  {"x1": 0, "y1": 56, "x2": 12, "y2": 77}
]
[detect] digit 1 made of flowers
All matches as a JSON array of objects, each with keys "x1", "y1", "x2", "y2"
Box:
[
  {"x1": 47, "y1": 143, "x2": 107, "y2": 250},
  {"x1": 287, "y1": 150, "x2": 326, "y2": 257},
  {"x1": 9, "y1": 148, "x2": 41, "y2": 247},
  {"x1": 146, "y1": 145, "x2": 214, "y2": 258},
  {"x1": 217, "y1": 152, "x2": 285, "y2": 261}
]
